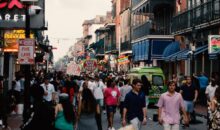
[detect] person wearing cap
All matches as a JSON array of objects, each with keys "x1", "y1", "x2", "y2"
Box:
[
  {"x1": 55, "y1": 93, "x2": 75, "y2": 130},
  {"x1": 41, "y1": 76, "x2": 55, "y2": 106}
]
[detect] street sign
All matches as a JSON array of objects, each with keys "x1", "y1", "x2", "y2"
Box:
[
  {"x1": 18, "y1": 39, "x2": 35, "y2": 64},
  {"x1": 208, "y1": 35, "x2": 220, "y2": 53}
]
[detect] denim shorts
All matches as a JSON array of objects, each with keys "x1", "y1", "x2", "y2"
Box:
[
  {"x1": 184, "y1": 101, "x2": 194, "y2": 113},
  {"x1": 106, "y1": 105, "x2": 117, "y2": 114}
]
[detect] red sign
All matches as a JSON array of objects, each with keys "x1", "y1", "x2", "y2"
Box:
[
  {"x1": 0, "y1": 0, "x2": 23, "y2": 9},
  {"x1": 83, "y1": 60, "x2": 97, "y2": 72},
  {"x1": 18, "y1": 39, "x2": 35, "y2": 64}
]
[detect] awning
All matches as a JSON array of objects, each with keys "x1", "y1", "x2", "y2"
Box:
[
  {"x1": 164, "y1": 49, "x2": 188, "y2": 62},
  {"x1": 193, "y1": 44, "x2": 208, "y2": 56},
  {"x1": 178, "y1": 44, "x2": 208, "y2": 60},
  {"x1": 132, "y1": 40, "x2": 149, "y2": 62},
  {"x1": 162, "y1": 41, "x2": 180, "y2": 58},
  {"x1": 177, "y1": 49, "x2": 190, "y2": 61},
  {"x1": 151, "y1": 40, "x2": 173, "y2": 60},
  {"x1": 209, "y1": 49, "x2": 220, "y2": 60}
]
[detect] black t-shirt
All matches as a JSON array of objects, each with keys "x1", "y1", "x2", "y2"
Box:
[
  {"x1": 181, "y1": 84, "x2": 196, "y2": 101},
  {"x1": 124, "y1": 91, "x2": 146, "y2": 121}
]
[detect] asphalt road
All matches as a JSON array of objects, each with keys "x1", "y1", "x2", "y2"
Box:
[{"x1": 3, "y1": 107, "x2": 207, "y2": 130}]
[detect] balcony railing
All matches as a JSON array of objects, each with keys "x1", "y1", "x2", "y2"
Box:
[
  {"x1": 121, "y1": 41, "x2": 132, "y2": 52},
  {"x1": 105, "y1": 43, "x2": 117, "y2": 53},
  {"x1": 172, "y1": 0, "x2": 220, "y2": 34},
  {"x1": 132, "y1": 20, "x2": 171, "y2": 40}
]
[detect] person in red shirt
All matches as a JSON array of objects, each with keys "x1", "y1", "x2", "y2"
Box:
[{"x1": 104, "y1": 79, "x2": 120, "y2": 130}]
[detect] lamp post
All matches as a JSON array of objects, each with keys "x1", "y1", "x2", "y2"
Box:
[{"x1": 44, "y1": 35, "x2": 50, "y2": 73}]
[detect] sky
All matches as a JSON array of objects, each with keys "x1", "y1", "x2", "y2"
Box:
[{"x1": 45, "y1": 0, "x2": 112, "y2": 62}]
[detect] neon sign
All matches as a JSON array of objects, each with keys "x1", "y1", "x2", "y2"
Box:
[{"x1": 0, "y1": 0, "x2": 24, "y2": 9}]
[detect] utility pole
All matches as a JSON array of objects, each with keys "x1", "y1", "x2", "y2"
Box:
[{"x1": 23, "y1": 3, "x2": 31, "y2": 122}]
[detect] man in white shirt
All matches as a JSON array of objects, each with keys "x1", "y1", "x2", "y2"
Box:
[
  {"x1": 41, "y1": 77, "x2": 55, "y2": 106},
  {"x1": 206, "y1": 79, "x2": 219, "y2": 102}
]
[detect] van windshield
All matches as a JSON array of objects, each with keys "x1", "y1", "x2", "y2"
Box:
[{"x1": 152, "y1": 75, "x2": 164, "y2": 86}]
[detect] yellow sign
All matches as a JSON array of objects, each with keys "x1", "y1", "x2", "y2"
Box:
[
  {"x1": 3, "y1": 30, "x2": 34, "y2": 52},
  {"x1": 4, "y1": 30, "x2": 34, "y2": 39}
]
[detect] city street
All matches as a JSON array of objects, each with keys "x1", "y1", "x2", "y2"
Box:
[{"x1": 4, "y1": 106, "x2": 207, "y2": 130}]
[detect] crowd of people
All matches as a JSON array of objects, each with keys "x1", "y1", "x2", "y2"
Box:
[{"x1": 0, "y1": 70, "x2": 220, "y2": 130}]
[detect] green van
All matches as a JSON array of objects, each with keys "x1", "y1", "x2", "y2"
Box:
[{"x1": 127, "y1": 67, "x2": 166, "y2": 104}]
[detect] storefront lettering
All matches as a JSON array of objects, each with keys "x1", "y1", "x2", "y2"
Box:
[
  {"x1": 0, "y1": 13, "x2": 25, "y2": 22},
  {"x1": 0, "y1": 0, "x2": 23, "y2": 9}
]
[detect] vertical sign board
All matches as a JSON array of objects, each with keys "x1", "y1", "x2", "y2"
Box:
[
  {"x1": 18, "y1": 39, "x2": 35, "y2": 64},
  {"x1": 208, "y1": 35, "x2": 220, "y2": 53}
]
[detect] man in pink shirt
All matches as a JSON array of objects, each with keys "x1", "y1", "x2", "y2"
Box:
[
  {"x1": 157, "y1": 80, "x2": 188, "y2": 130},
  {"x1": 104, "y1": 79, "x2": 120, "y2": 130}
]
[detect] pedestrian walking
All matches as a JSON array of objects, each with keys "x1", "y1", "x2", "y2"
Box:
[
  {"x1": 119, "y1": 79, "x2": 132, "y2": 118},
  {"x1": 54, "y1": 93, "x2": 75, "y2": 130},
  {"x1": 194, "y1": 72, "x2": 209, "y2": 106},
  {"x1": 141, "y1": 75, "x2": 151, "y2": 107},
  {"x1": 21, "y1": 85, "x2": 54, "y2": 130},
  {"x1": 180, "y1": 76, "x2": 198, "y2": 124},
  {"x1": 208, "y1": 87, "x2": 220, "y2": 130},
  {"x1": 206, "y1": 79, "x2": 219, "y2": 102},
  {"x1": 104, "y1": 79, "x2": 120, "y2": 130},
  {"x1": 94, "y1": 76, "x2": 104, "y2": 130},
  {"x1": 76, "y1": 88, "x2": 99, "y2": 130},
  {"x1": 122, "y1": 79, "x2": 147, "y2": 130},
  {"x1": 157, "y1": 80, "x2": 188, "y2": 130},
  {"x1": 41, "y1": 76, "x2": 56, "y2": 106}
]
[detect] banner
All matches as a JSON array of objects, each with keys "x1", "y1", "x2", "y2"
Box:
[
  {"x1": 118, "y1": 55, "x2": 129, "y2": 65},
  {"x1": 18, "y1": 39, "x2": 35, "y2": 64},
  {"x1": 83, "y1": 59, "x2": 97, "y2": 72},
  {"x1": 208, "y1": 35, "x2": 220, "y2": 53},
  {"x1": 66, "y1": 62, "x2": 81, "y2": 76}
]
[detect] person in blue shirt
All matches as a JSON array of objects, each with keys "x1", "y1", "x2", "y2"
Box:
[{"x1": 194, "y1": 72, "x2": 209, "y2": 106}]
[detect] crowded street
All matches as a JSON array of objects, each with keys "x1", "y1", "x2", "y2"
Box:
[
  {"x1": 1, "y1": 0, "x2": 220, "y2": 130},
  {"x1": 5, "y1": 107, "x2": 208, "y2": 130}
]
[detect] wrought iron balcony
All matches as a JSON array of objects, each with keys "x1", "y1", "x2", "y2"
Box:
[
  {"x1": 132, "y1": 20, "x2": 171, "y2": 40},
  {"x1": 172, "y1": 0, "x2": 220, "y2": 35},
  {"x1": 121, "y1": 41, "x2": 132, "y2": 52},
  {"x1": 105, "y1": 43, "x2": 117, "y2": 53}
]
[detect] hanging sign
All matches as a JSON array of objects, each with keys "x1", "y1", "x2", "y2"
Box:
[
  {"x1": 208, "y1": 35, "x2": 220, "y2": 53},
  {"x1": 18, "y1": 38, "x2": 35, "y2": 64}
]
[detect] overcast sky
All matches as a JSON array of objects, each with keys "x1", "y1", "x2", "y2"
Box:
[{"x1": 45, "y1": 0, "x2": 111, "y2": 62}]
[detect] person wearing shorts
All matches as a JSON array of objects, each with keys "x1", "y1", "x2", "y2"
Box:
[
  {"x1": 180, "y1": 76, "x2": 198, "y2": 123},
  {"x1": 104, "y1": 79, "x2": 120, "y2": 130}
]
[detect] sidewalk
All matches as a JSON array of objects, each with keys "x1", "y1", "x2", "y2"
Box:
[
  {"x1": 2, "y1": 114, "x2": 23, "y2": 130},
  {"x1": 194, "y1": 104, "x2": 207, "y2": 118}
]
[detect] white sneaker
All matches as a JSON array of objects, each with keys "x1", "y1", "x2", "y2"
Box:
[
  {"x1": 111, "y1": 127, "x2": 115, "y2": 130},
  {"x1": 103, "y1": 110, "x2": 106, "y2": 114},
  {"x1": 0, "y1": 120, "x2": 2, "y2": 125}
]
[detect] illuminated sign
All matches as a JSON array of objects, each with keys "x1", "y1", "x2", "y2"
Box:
[
  {"x1": 0, "y1": 0, "x2": 45, "y2": 29},
  {"x1": 4, "y1": 30, "x2": 34, "y2": 39},
  {"x1": 0, "y1": 0, "x2": 24, "y2": 9},
  {"x1": 3, "y1": 30, "x2": 34, "y2": 52}
]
